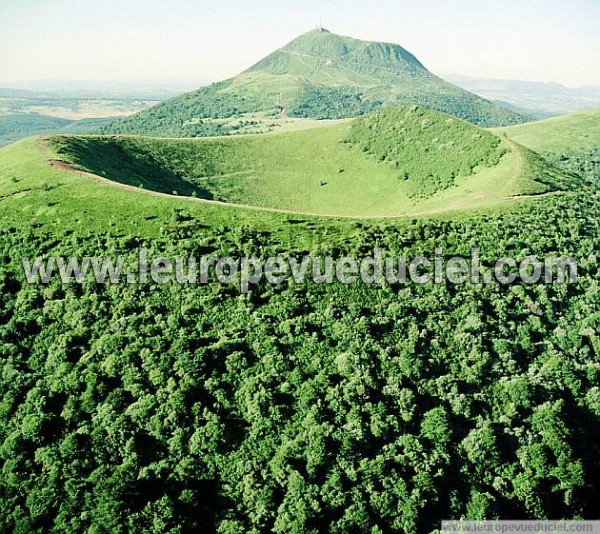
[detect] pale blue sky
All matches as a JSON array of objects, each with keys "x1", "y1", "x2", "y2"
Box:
[{"x1": 1, "y1": 0, "x2": 598, "y2": 86}]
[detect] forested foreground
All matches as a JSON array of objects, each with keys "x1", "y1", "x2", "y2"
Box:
[{"x1": 0, "y1": 192, "x2": 599, "y2": 533}]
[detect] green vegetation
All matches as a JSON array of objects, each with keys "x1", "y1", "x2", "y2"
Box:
[
  {"x1": 101, "y1": 29, "x2": 528, "y2": 138},
  {"x1": 0, "y1": 114, "x2": 72, "y2": 146},
  {"x1": 497, "y1": 109, "x2": 600, "y2": 153},
  {"x1": 345, "y1": 106, "x2": 507, "y2": 197},
  {"x1": 50, "y1": 136, "x2": 210, "y2": 198},
  {"x1": 0, "y1": 102, "x2": 598, "y2": 532},
  {"x1": 0, "y1": 114, "x2": 116, "y2": 148},
  {"x1": 0, "y1": 134, "x2": 599, "y2": 530},
  {"x1": 499, "y1": 109, "x2": 600, "y2": 185},
  {"x1": 0, "y1": 93, "x2": 164, "y2": 147},
  {"x1": 52, "y1": 106, "x2": 573, "y2": 217}
]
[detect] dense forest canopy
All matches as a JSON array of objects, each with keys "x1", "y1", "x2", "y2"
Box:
[{"x1": 0, "y1": 188, "x2": 598, "y2": 532}]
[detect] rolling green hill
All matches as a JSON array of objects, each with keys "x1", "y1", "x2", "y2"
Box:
[
  {"x1": 100, "y1": 29, "x2": 528, "y2": 138},
  {"x1": 498, "y1": 109, "x2": 600, "y2": 185},
  {"x1": 497, "y1": 109, "x2": 600, "y2": 153},
  {"x1": 53, "y1": 106, "x2": 572, "y2": 218}
]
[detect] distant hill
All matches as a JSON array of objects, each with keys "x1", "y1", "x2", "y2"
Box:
[
  {"x1": 497, "y1": 109, "x2": 600, "y2": 153},
  {"x1": 0, "y1": 79, "x2": 211, "y2": 100},
  {"x1": 100, "y1": 29, "x2": 528, "y2": 137},
  {"x1": 0, "y1": 85, "x2": 173, "y2": 145},
  {"x1": 0, "y1": 114, "x2": 115, "y2": 147},
  {"x1": 445, "y1": 74, "x2": 600, "y2": 116},
  {"x1": 498, "y1": 109, "x2": 600, "y2": 186}
]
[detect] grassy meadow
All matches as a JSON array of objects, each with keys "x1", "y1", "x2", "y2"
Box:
[
  {"x1": 40, "y1": 106, "x2": 575, "y2": 220},
  {"x1": 497, "y1": 109, "x2": 600, "y2": 153}
]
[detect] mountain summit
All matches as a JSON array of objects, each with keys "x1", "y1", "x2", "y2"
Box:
[
  {"x1": 101, "y1": 29, "x2": 528, "y2": 137},
  {"x1": 247, "y1": 28, "x2": 427, "y2": 78}
]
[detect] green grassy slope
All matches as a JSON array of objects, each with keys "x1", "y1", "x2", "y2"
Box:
[
  {"x1": 54, "y1": 106, "x2": 571, "y2": 218},
  {"x1": 498, "y1": 109, "x2": 600, "y2": 185},
  {"x1": 100, "y1": 29, "x2": 528, "y2": 138},
  {"x1": 0, "y1": 136, "x2": 304, "y2": 238},
  {"x1": 497, "y1": 109, "x2": 600, "y2": 153}
]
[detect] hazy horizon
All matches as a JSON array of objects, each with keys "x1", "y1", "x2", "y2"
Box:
[
  {"x1": 2, "y1": 75, "x2": 600, "y2": 92},
  {"x1": 1, "y1": 0, "x2": 599, "y2": 87}
]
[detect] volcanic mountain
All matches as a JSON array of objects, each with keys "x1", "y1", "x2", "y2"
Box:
[{"x1": 101, "y1": 28, "x2": 529, "y2": 137}]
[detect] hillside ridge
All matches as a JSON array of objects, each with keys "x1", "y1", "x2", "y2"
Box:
[{"x1": 56, "y1": 106, "x2": 575, "y2": 217}]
